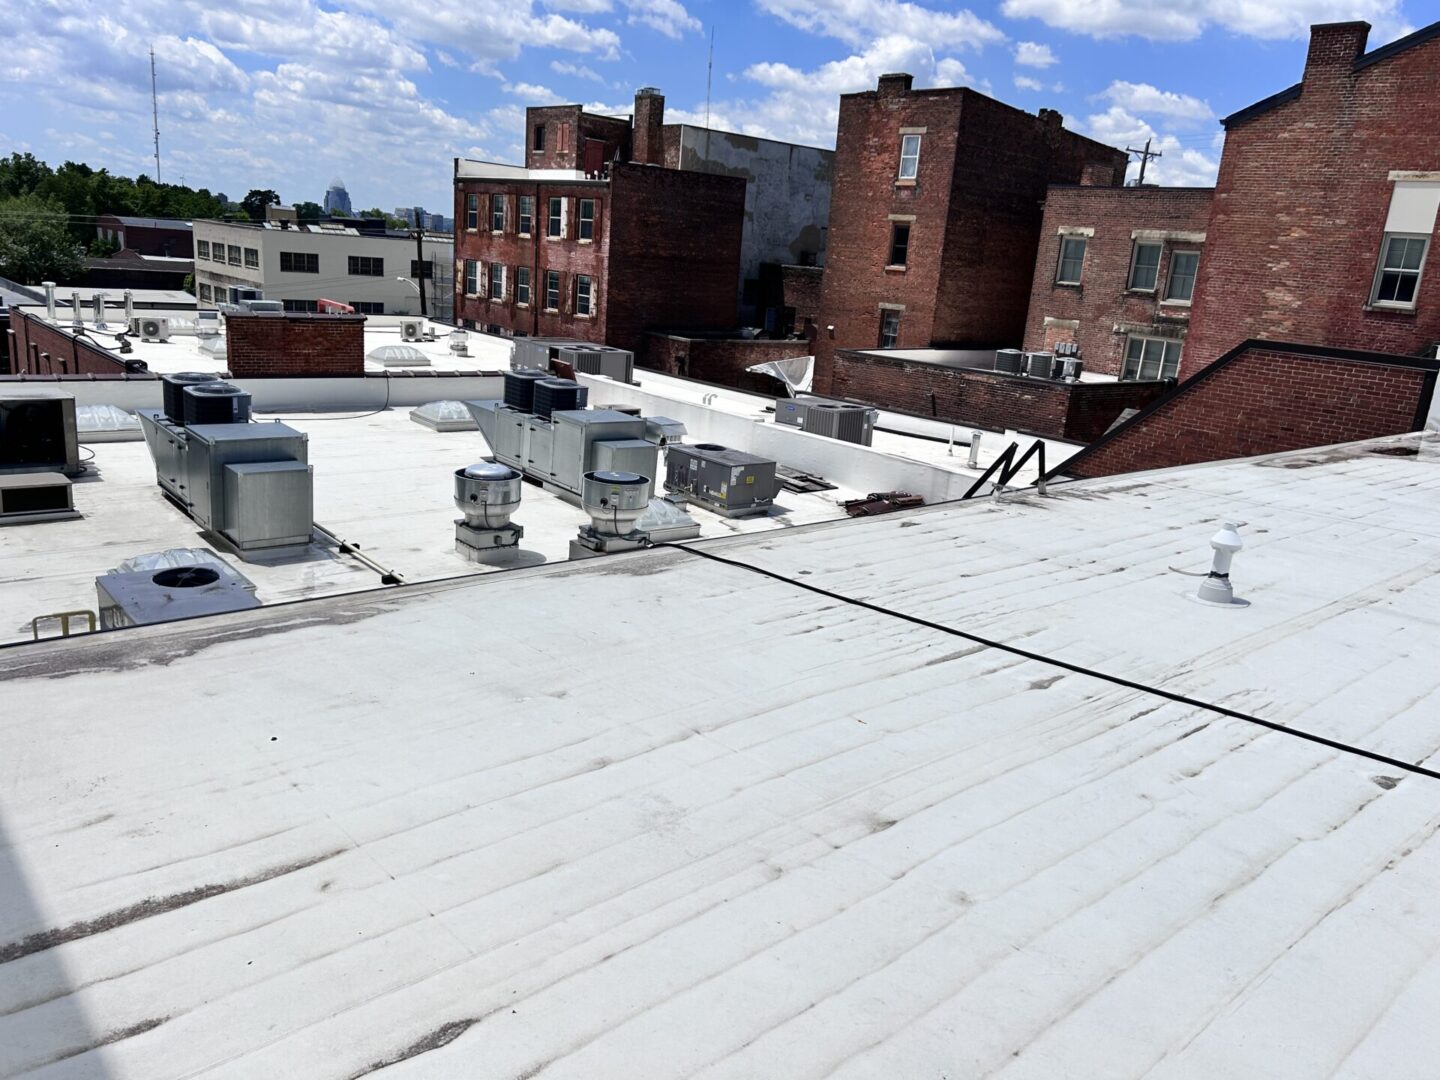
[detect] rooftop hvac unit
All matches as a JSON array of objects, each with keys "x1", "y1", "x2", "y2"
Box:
[
  {"x1": 503, "y1": 369, "x2": 550, "y2": 412},
  {"x1": 994, "y1": 349, "x2": 1024, "y2": 375},
  {"x1": 233, "y1": 288, "x2": 263, "y2": 302},
  {"x1": 183, "y1": 383, "x2": 252, "y2": 426},
  {"x1": 1024, "y1": 351, "x2": 1057, "y2": 379},
  {"x1": 532, "y1": 378, "x2": 583, "y2": 419},
  {"x1": 400, "y1": 317, "x2": 426, "y2": 342},
  {"x1": 664, "y1": 443, "x2": 778, "y2": 517},
  {"x1": 195, "y1": 310, "x2": 222, "y2": 336},
  {"x1": 130, "y1": 316, "x2": 171, "y2": 342},
  {"x1": 1060, "y1": 358, "x2": 1084, "y2": 382},
  {"x1": 801, "y1": 402, "x2": 877, "y2": 446},
  {"x1": 162, "y1": 372, "x2": 222, "y2": 424},
  {"x1": 556, "y1": 345, "x2": 635, "y2": 384},
  {"x1": 0, "y1": 473, "x2": 79, "y2": 524},
  {"x1": 95, "y1": 562, "x2": 260, "y2": 629},
  {"x1": 238, "y1": 299, "x2": 284, "y2": 313},
  {"x1": 0, "y1": 395, "x2": 81, "y2": 476}
]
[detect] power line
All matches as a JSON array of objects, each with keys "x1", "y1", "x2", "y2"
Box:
[{"x1": 651, "y1": 543, "x2": 1440, "y2": 784}]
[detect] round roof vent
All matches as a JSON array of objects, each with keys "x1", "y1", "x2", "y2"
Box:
[{"x1": 153, "y1": 566, "x2": 220, "y2": 589}]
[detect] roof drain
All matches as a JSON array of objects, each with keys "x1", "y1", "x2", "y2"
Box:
[{"x1": 311, "y1": 522, "x2": 404, "y2": 585}]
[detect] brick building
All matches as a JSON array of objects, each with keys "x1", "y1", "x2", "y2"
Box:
[
  {"x1": 1021, "y1": 179, "x2": 1213, "y2": 379},
  {"x1": 813, "y1": 74, "x2": 1129, "y2": 394},
  {"x1": 95, "y1": 215, "x2": 193, "y2": 258},
  {"x1": 1184, "y1": 19, "x2": 1440, "y2": 377},
  {"x1": 454, "y1": 88, "x2": 832, "y2": 348}
]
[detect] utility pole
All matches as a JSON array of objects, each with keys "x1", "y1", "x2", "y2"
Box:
[
  {"x1": 413, "y1": 208, "x2": 428, "y2": 318},
  {"x1": 704, "y1": 26, "x2": 714, "y2": 142},
  {"x1": 150, "y1": 47, "x2": 162, "y2": 183},
  {"x1": 1124, "y1": 137, "x2": 1162, "y2": 185}
]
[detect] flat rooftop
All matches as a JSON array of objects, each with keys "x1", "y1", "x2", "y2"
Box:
[
  {"x1": 3, "y1": 431, "x2": 1439, "y2": 1075},
  {"x1": 1, "y1": 406, "x2": 857, "y2": 647}
]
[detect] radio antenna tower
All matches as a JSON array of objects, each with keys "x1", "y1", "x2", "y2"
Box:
[{"x1": 150, "y1": 47, "x2": 162, "y2": 183}]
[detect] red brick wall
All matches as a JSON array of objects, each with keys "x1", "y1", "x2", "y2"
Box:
[
  {"x1": 830, "y1": 348, "x2": 1168, "y2": 441},
  {"x1": 1185, "y1": 24, "x2": 1440, "y2": 376},
  {"x1": 224, "y1": 312, "x2": 365, "y2": 377},
  {"x1": 525, "y1": 106, "x2": 631, "y2": 172},
  {"x1": 1023, "y1": 185, "x2": 1213, "y2": 375},
  {"x1": 781, "y1": 265, "x2": 824, "y2": 327},
  {"x1": 633, "y1": 91, "x2": 664, "y2": 165},
  {"x1": 1060, "y1": 342, "x2": 1437, "y2": 478},
  {"x1": 640, "y1": 334, "x2": 811, "y2": 391},
  {"x1": 10, "y1": 309, "x2": 133, "y2": 375},
  {"x1": 815, "y1": 77, "x2": 1127, "y2": 394}
]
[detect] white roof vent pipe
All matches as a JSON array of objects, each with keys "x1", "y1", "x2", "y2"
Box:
[
  {"x1": 124, "y1": 290, "x2": 135, "y2": 324},
  {"x1": 1196, "y1": 522, "x2": 1245, "y2": 606},
  {"x1": 70, "y1": 291, "x2": 83, "y2": 328},
  {"x1": 43, "y1": 281, "x2": 56, "y2": 320},
  {"x1": 92, "y1": 293, "x2": 108, "y2": 330}
]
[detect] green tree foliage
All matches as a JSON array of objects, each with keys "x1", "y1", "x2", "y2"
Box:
[
  {"x1": 241, "y1": 188, "x2": 281, "y2": 221},
  {"x1": 294, "y1": 200, "x2": 323, "y2": 223},
  {"x1": 0, "y1": 194, "x2": 85, "y2": 283}
]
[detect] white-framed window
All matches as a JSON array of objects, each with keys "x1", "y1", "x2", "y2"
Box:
[
  {"x1": 578, "y1": 198, "x2": 595, "y2": 241},
  {"x1": 545, "y1": 269, "x2": 560, "y2": 311},
  {"x1": 1121, "y1": 335, "x2": 1182, "y2": 381},
  {"x1": 879, "y1": 309, "x2": 901, "y2": 348},
  {"x1": 1165, "y1": 251, "x2": 1200, "y2": 303},
  {"x1": 1127, "y1": 242, "x2": 1162, "y2": 291},
  {"x1": 1056, "y1": 237, "x2": 1086, "y2": 285},
  {"x1": 489, "y1": 262, "x2": 505, "y2": 301},
  {"x1": 575, "y1": 274, "x2": 593, "y2": 316},
  {"x1": 465, "y1": 194, "x2": 478, "y2": 230},
  {"x1": 1371, "y1": 233, "x2": 1428, "y2": 308},
  {"x1": 547, "y1": 197, "x2": 565, "y2": 239},
  {"x1": 516, "y1": 266, "x2": 531, "y2": 306},
  {"x1": 196, "y1": 240, "x2": 210, "y2": 259},
  {"x1": 898, "y1": 134, "x2": 921, "y2": 180},
  {"x1": 463, "y1": 259, "x2": 478, "y2": 296},
  {"x1": 518, "y1": 196, "x2": 534, "y2": 236},
  {"x1": 243, "y1": 247, "x2": 259, "y2": 269},
  {"x1": 491, "y1": 194, "x2": 505, "y2": 233}
]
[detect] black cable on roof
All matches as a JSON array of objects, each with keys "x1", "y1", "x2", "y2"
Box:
[{"x1": 651, "y1": 542, "x2": 1440, "y2": 784}]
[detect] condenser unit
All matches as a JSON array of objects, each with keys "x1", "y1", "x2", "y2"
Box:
[
  {"x1": 130, "y1": 316, "x2": 171, "y2": 342},
  {"x1": 400, "y1": 317, "x2": 426, "y2": 342},
  {"x1": 800, "y1": 402, "x2": 877, "y2": 446},
  {"x1": 665, "y1": 443, "x2": 777, "y2": 517}
]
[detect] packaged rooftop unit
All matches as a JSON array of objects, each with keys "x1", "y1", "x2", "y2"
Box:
[
  {"x1": 96, "y1": 562, "x2": 260, "y2": 629},
  {"x1": 555, "y1": 345, "x2": 634, "y2": 384},
  {"x1": 664, "y1": 443, "x2": 777, "y2": 517},
  {"x1": 0, "y1": 395, "x2": 80, "y2": 477},
  {"x1": 800, "y1": 402, "x2": 877, "y2": 446}
]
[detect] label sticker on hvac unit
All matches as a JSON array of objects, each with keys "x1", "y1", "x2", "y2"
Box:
[{"x1": 732, "y1": 467, "x2": 743, "y2": 483}]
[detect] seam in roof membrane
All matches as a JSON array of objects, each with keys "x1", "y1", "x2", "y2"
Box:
[{"x1": 651, "y1": 543, "x2": 1440, "y2": 784}]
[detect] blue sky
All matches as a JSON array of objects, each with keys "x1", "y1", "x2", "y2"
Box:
[{"x1": 1, "y1": 0, "x2": 1424, "y2": 212}]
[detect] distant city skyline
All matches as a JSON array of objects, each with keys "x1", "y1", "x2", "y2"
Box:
[{"x1": 1, "y1": 0, "x2": 1422, "y2": 210}]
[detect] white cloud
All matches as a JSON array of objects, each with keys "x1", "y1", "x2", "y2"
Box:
[
  {"x1": 934, "y1": 58, "x2": 991, "y2": 94},
  {"x1": 757, "y1": 0, "x2": 1004, "y2": 51},
  {"x1": 1014, "y1": 41, "x2": 1056, "y2": 67},
  {"x1": 624, "y1": 0, "x2": 701, "y2": 37},
  {"x1": 1014, "y1": 74, "x2": 1044, "y2": 91},
  {"x1": 503, "y1": 82, "x2": 565, "y2": 104},
  {"x1": 1001, "y1": 0, "x2": 1411, "y2": 42},
  {"x1": 551, "y1": 60, "x2": 607, "y2": 82},
  {"x1": 1098, "y1": 80, "x2": 1214, "y2": 123},
  {"x1": 1084, "y1": 106, "x2": 1218, "y2": 186}
]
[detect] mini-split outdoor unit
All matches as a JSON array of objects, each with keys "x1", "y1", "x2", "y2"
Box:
[
  {"x1": 130, "y1": 316, "x2": 171, "y2": 342},
  {"x1": 400, "y1": 318, "x2": 427, "y2": 342}
]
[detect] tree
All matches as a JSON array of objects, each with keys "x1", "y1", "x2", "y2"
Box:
[
  {"x1": 240, "y1": 188, "x2": 281, "y2": 221},
  {"x1": 0, "y1": 194, "x2": 85, "y2": 283},
  {"x1": 182, "y1": 272, "x2": 195, "y2": 296},
  {"x1": 294, "y1": 200, "x2": 323, "y2": 223},
  {"x1": 88, "y1": 234, "x2": 120, "y2": 257}
]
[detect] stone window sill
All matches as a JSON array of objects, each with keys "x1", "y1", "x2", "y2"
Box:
[{"x1": 1363, "y1": 302, "x2": 1418, "y2": 315}]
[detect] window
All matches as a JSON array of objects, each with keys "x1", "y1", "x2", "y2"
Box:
[
  {"x1": 212, "y1": 244, "x2": 224, "y2": 262},
  {"x1": 348, "y1": 255, "x2": 384, "y2": 276},
  {"x1": 199, "y1": 283, "x2": 211, "y2": 300},
  {"x1": 1056, "y1": 237, "x2": 1086, "y2": 285},
  {"x1": 898, "y1": 134, "x2": 921, "y2": 180},
  {"x1": 197, "y1": 240, "x2": 210, "y2": 259},
  {"x1": 1371, "y1": 234, "x2": 1429, "y2": 308},
  {"x1": 1128, "y1": 242, "x2": 1161, "y2": 291},
  {"x1": 1165, "y1": 251, "x2": 1200, "y2": 303},
  {"x1": 575, "y1": 274, "x2": 593, "y2": 316},
  {"x1": 282, "y1": 299, "x2": 319, "y2": 313},
  {"x1": 227, "y1": 244, "x2": 242, "y2": 266},
  {"x1": 888, "y1": 223, "x2": 910, "y2": 268},
  {"x1": 464, "y1": 259, "x2": 478, "y2": 295},
  {"x1": 489, "y1": 262, "x2": 505, "y2": 300},
  {"x1": 351, "y1": 301, "x2": 385, "y2": 314},
  {"x1": 518, "y1": 196, "x2": 534, "y2": 236},
  {"x1": 516, "y1": 266, "x2": 531, "y2": 306},
  {"x1": 491, "y1": 194, "x2": 505, "y2": 232},
  {"x1": 280, "y1": 251, "x2": 319, "y2": 273},
  {"x1": 410, "y1": 259, "x2": 433, "y2": 279},
  {"x1": 243, "y1": 247, "x2": 259, "y2": 269},
  {"x1": 578, "y1": 199, "x2": 595, "y2": 241},
  {"x1": 879, "y1": 309, "x2": 901, "y2": 348},
  {"x1": 545, "y1": 269, "x2": 560, "y2": 311},
  {"x1": 533, "y1": 124, "x2": 546, "y2": 152},
  {"x1": 1121, "y1": 335, "x2": 1182, "y2": 381},
  {"x1": 465, "y1": 194, "x2": 479, "y2": 230},
  {"x1": 548, "y1": 197, "x2": 564, "y2": 238}
]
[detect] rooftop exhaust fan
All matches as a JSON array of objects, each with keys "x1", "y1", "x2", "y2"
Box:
[{"x1": 453, "y1": 462, "x2": 526, "y2": 562}]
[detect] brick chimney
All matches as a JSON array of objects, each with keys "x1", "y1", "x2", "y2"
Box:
[
  {"x1": 877, "y1": 73, "x2": 913, "y2": 96},
  {"x1": 633, "y1": 87, "x2": 665, "y2": 165},
  {"x1": 224, "y1": 312, "x2": 366, "y2": 378},
  {"x1": 1303, "y1": 21, "x2": 1370, "y2": 84},
  {"x1": 1081, "y1": 162, "x2": 1117, "y2": 187}
]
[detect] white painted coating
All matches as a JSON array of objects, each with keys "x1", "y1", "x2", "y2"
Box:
[{"x1": 2, "y1": 433, "x2": 1439, "y2": 1077}]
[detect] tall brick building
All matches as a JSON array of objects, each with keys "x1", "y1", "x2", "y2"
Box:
[
  {"x1": 1185, "y1": 19, "x2": 1440, "y2": 377},
  {"x1": 813, "y1": 74, "x2": 1128, "y2": 394},
  {"x1": 1023, "y1": 178, "x2": 1213, "y2": 378},
  {"x1": 454, "y1": 89, "x2": 832, "y2": 348}
]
